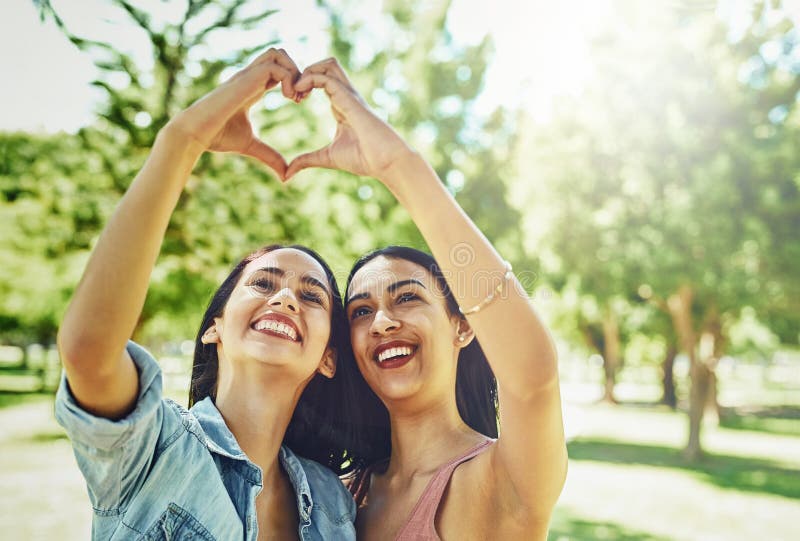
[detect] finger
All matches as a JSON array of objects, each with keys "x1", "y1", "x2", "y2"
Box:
[
  {"x1": 295, "y1": 72, "x2": 357, "y2": 105},
  {"x1": 294, "y1": 90, "x2": 311, "y2": 103},
  {"x1": 255, "y1": 48, "x2": 300, "y2": 75},
  {"x1": 302, "y1": 57, "x2": 353, "y2": 90},
  {"x1": 237, "y1": 62, "x2": 294, "y2": 109},
  {"x1": 250, "y1": 46, "x2": 281, "y2": 64},
  {"x1": 250, "y1": 47, "x2": 296, "y2": 72},
  {"x1": 232, "y1": 60, "x2": 292, "y2": 94},
  {"x1": 285, "y1": 147, "x2": 334, "y2": 180},
  {"x1": 243, "y1": 138, "x2": 288, "y2": 179},
  {"x1": 249, "y1": 61, "x2": 294, "y2": 92},
  {"x1": 254, "y1": 48, "x2": 302, "y2": 98}
]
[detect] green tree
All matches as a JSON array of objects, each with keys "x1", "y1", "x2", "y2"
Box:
[
  {"x1": 1, "y1": 132, "x2": 107, "y2": 343},
  {"x1": 316, "y1": 0, "x2": 527, "y2": 269},
  {"x1": 23, "y1": 0, "x2": 527, "y2": 344},
  {"x1": 516, "y1": 1, "x2": 800, "y2": 458}
]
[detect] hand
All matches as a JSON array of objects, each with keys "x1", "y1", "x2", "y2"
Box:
[
  {"x1": 164, "y1": 48, "x2": 302, "y2": 179},
  {"x1": 284, "y1": 58, "x2": 416, "y2": 183}
]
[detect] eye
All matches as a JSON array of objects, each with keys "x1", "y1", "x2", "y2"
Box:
[
  {"x1": 397, "y1": 291, "x2": 418, "y2": 304},
  {"x1": 301, "y1": 290, "x2": 324, "y2": 305},
  {"x1": 248, "y1": 278, "x2": 275, "y2": 293},
  {"x1": 350, "y1": 306, "x2": 372, "y2": 320}
]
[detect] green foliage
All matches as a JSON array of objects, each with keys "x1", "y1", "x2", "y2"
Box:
[
  {"x1": 0, "y1": 132, "x2": 110, "y2": 343},
  {"x1": 518, "y1": 1, "x2": 800, "y2": 355},
  {"x1": 9, "y1": 0, "x2": 522, "y2": 343},
  {"x1": 317, "y1": 0, "x2": 526, "y2": 266}
]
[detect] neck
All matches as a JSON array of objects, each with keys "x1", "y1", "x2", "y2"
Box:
[
  {"x1": 215, "y1": 365, "x2": 307, "y2": 482},
  {"x1": 384, "y1": 392, "x2": 486, "y2": 478}
]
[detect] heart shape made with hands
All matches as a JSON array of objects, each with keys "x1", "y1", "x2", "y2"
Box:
[
  {"x1": 277, "y1": 89, "x2": 344, "y2": 182},
  {"x1": 231, "y1": 59, "x2": 358, "y2": 183},
  {"x1": 220, "y1": 53, "x2": 402, "y2": 184}
]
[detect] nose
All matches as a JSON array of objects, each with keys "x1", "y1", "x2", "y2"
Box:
[
  {"x1": 369, "y1": 309, "x2": 400, "y2": 336},
  {"x1": 268, "y1": 287, "x2": 299, "y2": 312}
]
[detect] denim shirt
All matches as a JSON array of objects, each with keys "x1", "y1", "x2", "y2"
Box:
[{"x1": 55, "y1": 341, "x2": 356, "y2": 540}]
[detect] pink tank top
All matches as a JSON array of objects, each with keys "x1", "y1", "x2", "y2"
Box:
[{"x1": 353, "y1": 439, "x2": 494, "y2": 541}]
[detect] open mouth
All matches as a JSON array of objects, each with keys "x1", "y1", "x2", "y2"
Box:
[
  {"x1": 251, "y1": 315, "x2": 301, "y2": 342},
  {"x1": 373, "y1": 341, "x2": 418, "y2": 367}
]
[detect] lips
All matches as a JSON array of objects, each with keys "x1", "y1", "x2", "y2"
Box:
[
  {"x1": 372, "y1": 340, "x2": 418, "y2": 368},
  {"x1": 251, "y1": 312, "x2": 302, "y2": 342}
]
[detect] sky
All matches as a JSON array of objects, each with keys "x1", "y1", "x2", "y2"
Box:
[
  {"x1": 0, "y1": 0, "x2": 792, "y2": 134},
  {"x1": 0, "y1": 0, "x2": 619, "y2": 134}
]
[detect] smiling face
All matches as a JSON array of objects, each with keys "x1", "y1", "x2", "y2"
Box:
[
  {"x1": 208, "y1": 248, "x2": 336, "y2": 381},
  {"x1": 346, "y1": 256, "x2": 463, "y2": 404}
]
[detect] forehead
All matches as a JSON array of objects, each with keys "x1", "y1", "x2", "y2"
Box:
[
  {"x1": 243, "y1": 248, "x2": 329, "y2": 287},
  {"x1": 348, "y1": 256, "x2": 436, "y2": 295}
]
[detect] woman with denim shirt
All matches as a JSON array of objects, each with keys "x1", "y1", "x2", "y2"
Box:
[
  {"x1": 56, "y1": 49, "x2": 359, "y2": 540},
  {"x1": 283, "y1": 59, "x2": 568, "y2": 540}
]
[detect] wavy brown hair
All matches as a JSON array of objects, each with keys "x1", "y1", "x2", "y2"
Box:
[
  {"x1": 190, "y1": 244, "x2": 365, "y2": 475},
  {"x1": 344, "y1": 246, "x2": 499, "y2": 467}
]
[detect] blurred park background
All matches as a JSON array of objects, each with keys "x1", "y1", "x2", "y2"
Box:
[{"x1": 1, "y1": 0, "x2": 799, "y2": 539}]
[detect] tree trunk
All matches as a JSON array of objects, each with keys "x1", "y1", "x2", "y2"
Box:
[
  {"x1": 700, "y1": 312, "x2": 725, "y2": 425},
  {"x1": 601, "y1": 309, "x2": 621, "y2": 403},
  {"x1": 667, "y1": 286, "x2": 726, "y2": 461},
  {"x1": 685, "y1": 360, "x2": 711, "y2": 460},
  {"x1": 660, "y1": 342, "x2": 677, "y2": 409},
  {"x1": 707, "y1": 368, "x2": 720, "y2": 423},
  {"x1": 667, "y1": 285, "x2": 705, "y2": 459}
]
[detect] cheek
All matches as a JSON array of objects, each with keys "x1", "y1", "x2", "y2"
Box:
[
  {"x1": 312, "y1": 316, "x2": 330, "y2": 338},
  {"x1": 349, "y1": 335, "x2": 374, "y2": 373},
  {"x1": 349, "y1": 324, "x2": 369, "y2": 355},
  {"x1": 222, "y1": 295, "x2": 258, "y2": 322}
]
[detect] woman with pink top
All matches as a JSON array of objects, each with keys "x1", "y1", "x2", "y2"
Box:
[{"x1": 286, "y1": 58, "x2": 568, "y2": 540}]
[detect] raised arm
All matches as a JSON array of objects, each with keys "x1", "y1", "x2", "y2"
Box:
[
  {"x1": 58, "y1": 49, "x2": 300, "y2": 419},
  {"x1": 286, "y1": 58, "x2": 567, "y2": 517}
]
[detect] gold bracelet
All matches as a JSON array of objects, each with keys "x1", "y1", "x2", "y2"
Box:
[{"x1": 459, "y1": 260, "x2": 513, "y2": 316}]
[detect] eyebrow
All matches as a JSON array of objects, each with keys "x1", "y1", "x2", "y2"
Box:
[
  {"x1": 346, "y1": 279, "x2": 427, "y2": 306},
  {"x1": 253, "y1": 267, "x2": 331, "y2": 296}
]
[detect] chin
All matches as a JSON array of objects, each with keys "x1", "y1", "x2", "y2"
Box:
[
  {"x1": 244, "y1": 342, "x2": 299, "y2": 365},
  {"x1": 371, "y1": 378, "x2": 424, "y2": 405}
]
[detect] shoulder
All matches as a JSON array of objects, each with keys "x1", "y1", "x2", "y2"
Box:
[
  {"x1": 439, "y1": 440, "x2": 552, "y2": 539},
  {"x1": 55, "y1": 341, "x2": 180, "y2": 449}
]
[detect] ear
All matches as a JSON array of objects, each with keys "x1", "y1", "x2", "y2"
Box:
[
  {"x1": 453, "y1": 317, "x2": 476, "y2": 348},
  {"x1": 317, "y1": 347, "x2": 337, "y2": 379},
  {"x1": 201, "y1": 319, "x2": 222, "y2": 345}
]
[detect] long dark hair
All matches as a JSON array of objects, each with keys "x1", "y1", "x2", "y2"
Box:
[
  {"x1": 344, "y1": 246, "x2": 499, "y2": 465},
  {"x1": 190, "y1": 244, "x2": 363, "y2": 475}
]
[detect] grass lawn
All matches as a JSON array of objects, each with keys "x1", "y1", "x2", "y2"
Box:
[
  {"x1": 1, "y1": 387, "x2": 798, "y2": 540},
  {"x1": 550, "y1": 402, "x2": 800, "y2": 541}
]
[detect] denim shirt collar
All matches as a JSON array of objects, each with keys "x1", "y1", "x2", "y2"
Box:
[
  {"x1": 191, "y1": 397, "x2": 247, "y2": 460},
  {"x1": 190, "y1": 397, "x2": 314, "y2": 522}
]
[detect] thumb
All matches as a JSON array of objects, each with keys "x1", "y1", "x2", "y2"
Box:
[
  {"x1": 244, "y1": 138, "x2": 287, "y2": 180},
  {"x1": 285, "y1": 146, "x2": 334, "y2": 181}
]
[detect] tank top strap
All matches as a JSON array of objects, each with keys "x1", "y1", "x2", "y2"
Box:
[{"x1": 396, "y1": 439, "x2": 494, "y2": 540}]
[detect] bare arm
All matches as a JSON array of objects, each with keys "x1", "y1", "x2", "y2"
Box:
[
  {"x1": 58, "y1": 49, "x2": 299, "y2": 419},
  {"x1": 286, "y1": 58, "x2": 567, "y2": 516},
  {"x1": 383, "y1": 157, "x2": 567, "y2": 515}
]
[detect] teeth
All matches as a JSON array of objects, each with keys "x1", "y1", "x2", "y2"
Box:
[
  {"x1": 377, "y1": 346, "x2": 414, "y2": 363},
  {"x1": 254, "y1": 319, "x2": 297, "y2": 341}
]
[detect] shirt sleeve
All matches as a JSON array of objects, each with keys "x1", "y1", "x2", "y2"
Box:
[{"x1": 54, "y1": 341, "x2": 180, "y2": 512}]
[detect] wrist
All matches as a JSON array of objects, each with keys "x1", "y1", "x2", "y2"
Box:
[
  {"x1": 156, "y1": 121, "x2": 207, "y2": 162},
  {"x1": 381, "y1": 150, "x2": 436, "y2": 198}
]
